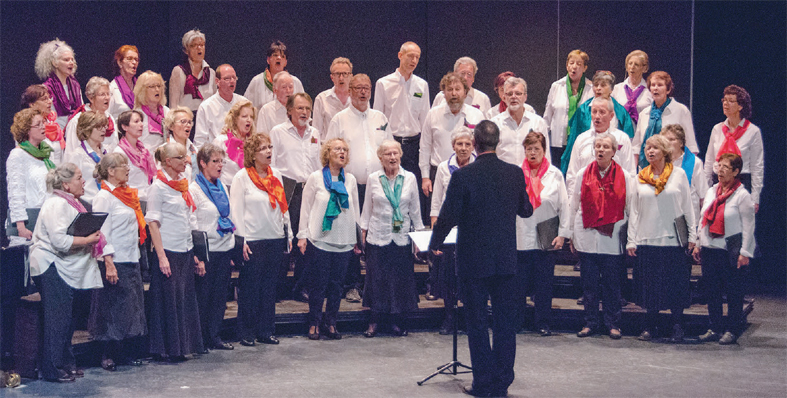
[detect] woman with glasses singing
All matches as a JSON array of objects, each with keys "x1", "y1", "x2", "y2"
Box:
[
  {"x1": 169, "y1": 29, "x2": 215, "y2": 120},
  {"x1": 132, "y1": 71, "x2": 169, "y2": 151},
  {"x1": 162, "y1": 106, "x2": 198, "y2": 182}
]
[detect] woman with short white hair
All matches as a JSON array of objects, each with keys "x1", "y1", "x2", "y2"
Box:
[
  {"x1": 65, "y1": 76, "x2": 119, "y2": 154},
  {"x1": 169, "y1": 29, "x2": 215, "y2": 119},
  {"x1": 133, "y1": 71, "x2": 170, "y2": 151},
  {"x1": 35, "y1": 38, "x2": 83, "y2": 128}
]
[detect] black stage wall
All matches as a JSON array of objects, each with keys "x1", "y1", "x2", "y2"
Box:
[{"x1": 1, "y1": 1, "x2": 784, "y2": 286}]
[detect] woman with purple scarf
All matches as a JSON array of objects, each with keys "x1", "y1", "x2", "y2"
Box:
[
  {"x1": 169, "y1": 29, "x2": 215, "y2": 134},
  {"x1": 35, "y1": 38, "x2": 83, "y2": 129},
  {"x1": 109, "y1": 45, "x2": 139, "y2": 122},
  {"x1": 612, "y1": 50, "x2": 653, "y2": 132}
]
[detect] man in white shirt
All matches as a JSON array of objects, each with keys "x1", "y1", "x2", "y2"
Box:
[
  {"x1": 257, "y1": 72, "x2": 295, "y2": 134},
  {"x1": 492, "y1": 77, "x2": 551, "y2": 167},
  {"x1": 373, "y1": 41, "x2": 430, "y2": 224},
  {"x1": 326, "y1": 74, "x2": 392, "y2": 302},
  {"x1": 313, "y1": 57, "x2": 353, "y2": 140},
  {"x1": 194, "y1": 64, "x2": 248, "y2": 149},
  {"x1": 243, "y1": 40, "x2": 305, "y2": 110},
  {"x1": 432, "y1": 57, "x2": 492, "y2": 115},
  {"x1": 420, "y1": 72, "x2": 485, "y2": 197}
]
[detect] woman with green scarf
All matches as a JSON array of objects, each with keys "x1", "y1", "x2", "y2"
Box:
[
  {"x1": 297, "y1": 138, "x2": 360, "y2": 341},
  {"x1": 359, "y1": 140, "x2": 424, "y2": 337}
]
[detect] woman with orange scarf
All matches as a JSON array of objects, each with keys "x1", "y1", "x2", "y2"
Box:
[
  {"x1": 145, "y1": 142, "x2": 205, "y2": 361},
  {"x1": 569, "y1": 133, "x2": 635, "y2": 340},
  {"x1": 627, "y1": 135, "x2": 696, "y2": 343},
  {"x1": 230, "y1": 133, "x2": 292, "y2": 347},
  {"x1": 89, "y1": 154, "x2": 147, "y2": 371}
]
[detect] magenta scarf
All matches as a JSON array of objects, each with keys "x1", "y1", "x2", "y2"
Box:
[
  {"x1": 51, "y1": 189, "x2": 106, "y2": 259},
  {"x1": 624, "y1": 84, "x2": 646, "y2": 124},
  {"x1": 118, "y1": 137, "x2": 156, "y2": 183},
  {"x1": 178, "y1": 63, "x2": 211, "y2": 100},
  {"x1": 141, "y1": 104, "x2": 164, "y2": 136},
  {"x1": 114, "y1": 75, "x2": 136, "y2": 109},
  {"x1": 225, "y1": 131, "x2": 244, "y2": 168},
  {"x1": 43, "y1": 72, "x2": 82, "y2": 117}
]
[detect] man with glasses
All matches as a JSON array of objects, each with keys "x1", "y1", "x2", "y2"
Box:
[
  {"x1": 432, "y1": 57, "x2": 492, "y2": 115},
  {"x1": 194, "y1": 64, "x2": 248, "y2": 149},
  {"x1": 312, "y1": 57, "x2": 353, "y2": 140},
  {"x1": 244, "y1": 40, "x2": 305, "y2": 110},
  {"x1": 491, "y1": 77, "x2": 551, "y2": 168}
]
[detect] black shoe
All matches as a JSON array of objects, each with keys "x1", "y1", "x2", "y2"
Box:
[
  {"x1": 257, "y1": 336, "x2": 279, "y2": 345},
  {"x1": 462, "y1": 385, "x2": 492, "y2": 397},
  {"x1": 67, "y1": 368, "x2": 84, "y2": 378},
  {"x1": 577, "y1": 327, "x2": 593, "y2": 338},
  {"x1": 321, "y1": 325, "x2": 342, "y2": 340},
  {"x1": 213, "y1": 341, "x2": 234, "y2": 350},
  {"x1": 638, "y1": 330, "x2": 653, "y2": 341},
  {"x1": 101, "y1": 358, "x2": 117, "y2": 371},
  {"x1": 719, "y1": 331, "x2": 738, "y2": 345},
  {"x1": 609, "y1": 328, "x2": 622, "y2": 340},
  {"x1": 197, "y1": 347, "x2": 210, "y2": 354},
  {"x1": 698, "y1": 329, "x2": 721, "y2": 342},
  {"x1": 425, "y1": 292, "x2": 437, "y2": 301},
  {"x1": 293, "y1": 290, "x2": 309, "y2": 303},
  {"x1": 308, "y1": 326, "x2": 321, "y2": 340},
  {"x1": 126, "y1": 359, "x2": 144, "y2": 366},
  {"x1": 576, "y1": 296, "x2": 584, "y2": 305},
  {"x1": 239, "y1": 338, "x2": 256, "y2": 347},
  {"x1": 539, "y1": 327, "x2": 552, "y2": 337},
  {"x1": 46, "y1": 370, "x2": 75, "y2": 383},
  {"x1": 391, "y1": 325, "x2": 408, "y2": 336}
]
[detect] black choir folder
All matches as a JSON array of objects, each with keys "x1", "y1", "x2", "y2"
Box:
[
  {"x1": 536, "y1": 216, "x2": 560, "y2": 251},
  {"x1": 66, "y1": 212, "x2": 108, "y2": 237},
  {"x1": 192, "y1": 230, "x2": 210, "y2": 263}
]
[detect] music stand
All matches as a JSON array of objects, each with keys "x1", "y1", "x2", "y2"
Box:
[{"x1": 408, "y1": 230, "x2": 472, "y2": 385}]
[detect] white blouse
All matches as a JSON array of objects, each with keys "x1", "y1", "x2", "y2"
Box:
[
  {"x1": 419, "y1": 103, "x2": 485, "y2": 176},
  {"x1": 698, "y1": 184, "x2": 756, "y2": 258},
  {"x1": 64, "y1": 142, "x2": 104, "y2": 205},
  {"x1": 432, "y1": 87, "x2": 492, "y2": 115},
  {"x1": 144, "y1": 170, "x2": 198, "y2": 253},
  {"x1": 64, "y1": 106, "x2": 119, "y2": 155},
  {"x1": 569, "y1": 165, "x2": 636, "y2": 255},
  {"x1": 161, "y1": 137, "x2": 198, "y2": 182},
  {"x1": 627, "y1": 166, "x2": 697, "y2": 249},
  {"x1": 28, "y1": 194, "x2": 102, "y2": 290},
  {"x1": 491, "y1": 109, "x2": 551, "y2": 167},
  {"x1": 6, "y1": 148, "x2": 49, "y2": 223},
  {"x1": 673, "y1": 154, "x2": 709, "y2": 228},
  {"x1": 43, "y1": 137, "x2": 64, "y2": 167},
  {"x1": 212, "y1": 134, "x2": 242, "y2": 189},
  {"x1": 136, "y1": 105, "x2": 170, "y2": 152},
  {"x1": 92, "y1": 182, "x2": 141, "y2": 263},
  {"x1": 169, "y1": 61, "x2": 216, "y2": 111},
  {"x1": 297, "y1": 170, "x2": 360, "y2": 252},
  {"x1": 516, "y1": 164, "x2": 571, "y2": 251},
  {"x1": 189, "y1": 180, "x2": 235, "y2": 253},
  {"x1": 704, "y1": 119, "x2": 764, "y2": 204},
  {"x1": 112, "y1": 145, "x2": 152, "y2": 201},
  {"x1": 543, "y1": 76, "x2": 594, "y2": 147},
  {"x1": 565, "y1": 127, "x2": 635, "y2": 201},
  {"x1": 108, "y1": 78, "x2": 132, "y2": 122},
  {"x1": 312, "y1": 87, "x2": 351, "y2": 141},
  {"x1": 430, "y1": 154, "x2": 475, "y2": 218},
  {"x1": 611, "y1": 78, "x2": 653, "y2": 131},
  {"x1": 229, "y1": 167, "x2": 293, "y2": 242},
  {"x1": 256, "y1": 100, "x2": 288, "y2": 134},
  {"x1": 632, "y1": 99, "x2": 698, "y2": 155},
  {"x1": 360, "y1": 168, "x2": 424, "y2": 247}
]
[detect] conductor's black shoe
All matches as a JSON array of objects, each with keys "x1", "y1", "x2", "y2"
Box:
[
  {"x1": 257, "y1": 336, "x2": 279, "y2": 345},
  {"x1": 462, "y1": 385, "x2": 492, "y2": 397}
]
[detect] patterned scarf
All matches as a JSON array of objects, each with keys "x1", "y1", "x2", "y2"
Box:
[
  {"x1": 156, "y1": 170, "x2": 196, "y2": 211},
  {"x1": 19, "y1": 140, "x2": 55, "y2": 170},
  {"x1": 580, "y1": 161, "x2": 626, "y2": 237},
  {"x1": 716, "y1": 119, "x2": 751, "y2": 161},
  {"x1": 100, "y1": 181, "x2": 147, "y2": 244},
  {"x1": 623, "y1": 84, "x2": 646, "y2": 124},
  {"x1": 702, "y1": 180, "x2": 742, "y2": 237},
  {"x1": 522, "y1": 157, "x2": 550, "y2": 209},
  {"x1": 322, "y1": 166, "x2": 349, "y2": 231},
  {"x1": 141, "y1": 104, "x2": 164, "y2": 136},
  {"x1": 195, "y1": 172, "x2": 235, "y2": 237},
  {"x1": 638, "y1": 98, "x2": 672, "y2": 169},
  {"x1": 52, "y1": 189, "x2": 107, "y2": 258},
  {"x1": 43, "y1": 72, "x2": 81, "y2": 117},
  {"x1": 246, "y1": 166, "x2": 288, "y2": 213},
  {"x1": 178, "y1": 62, "x2": 211, "y2": 100},
  {"x1": 638, "y1": 162, "x2": 673, "y2": 196},
  {"x1": 379, "y1": 172, "x2": 405, "y2": 233}
]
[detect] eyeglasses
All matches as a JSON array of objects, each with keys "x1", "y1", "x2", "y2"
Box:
[
  {"x1": 112, "y1": 164, "x2": 131, "y2": 170},
  {"x1": 331, "y1": 72, "x2": 352, "y2": 78},
  {"x1": 31, "y1": 123, "x2": 45, "y2": 130},
  {"x1": 331, "y1": 147, "x2": 348, "y2": 153},
  {"x1": 718, "y1": 164, "x2": 734, "y2": 171},
  {"x1": 721, "y1": 98, "x2": 738, "y2": 104},
  {"x1": 147, "y1": 84, "x2": 163, "y2": 90},
  {"x1": 171, "y1": 155, "x2": 186, "y2": 160},
  {"x1": 351, "y1": 86, "x2": 371, "y2": 92},
  {"x1": 177, "y1": 119, "x2": 193, "y2": 125},
  {"x1": 220, "y1": 76, "x2": 238, "y2": 82},
  {"x1": 124, "y1": 56, "x2": 139, "y2": 63}
]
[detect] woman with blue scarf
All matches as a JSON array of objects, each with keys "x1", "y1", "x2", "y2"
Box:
[
  {"x1": 189, "y1": 143, "x2": 235, "y2": 351},
  {"x1": 297, "y1": 138, "x2": 360, "y2": 340},
  {"x1": 661, "y1": 124, "x2": 708, "y2": 226}
]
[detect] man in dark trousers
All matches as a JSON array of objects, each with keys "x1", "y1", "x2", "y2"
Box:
[{"x1": 429, "y1": 120, "x2": 533, "y2": 397}]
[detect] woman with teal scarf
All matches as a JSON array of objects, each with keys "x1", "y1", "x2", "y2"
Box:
[
  {"x1": 297, "y1": 138, "x2": 360, "y2": 340},
  {"x1": 359, "y1": 140, "x2": 425, "y2": 337}
]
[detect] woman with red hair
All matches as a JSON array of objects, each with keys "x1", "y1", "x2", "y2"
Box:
[{"x1": 109, "y1": 45, "x2": 140, "y2": 121}]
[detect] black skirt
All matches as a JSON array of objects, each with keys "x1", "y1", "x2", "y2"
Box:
[
  {"x1": 88, "y1": 261, "x2": 147, "y2": 341},
  {"x1": 635, "y1": 245, "x2": 692, "y2": 311},
  {"x1": 362, "y1": 242, "x2": 419, "y2": 314}
]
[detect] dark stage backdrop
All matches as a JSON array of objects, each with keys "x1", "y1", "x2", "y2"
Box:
[{"x1": 1, "y1": 1, "x2": 784, "y2": 286}]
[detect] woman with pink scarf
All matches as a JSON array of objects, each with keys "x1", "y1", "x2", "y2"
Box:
[
  {"x1": 212, "y1": 100, "x2": 256, "y2": 191},
  {"x1": 132, "y1": 71, "x2": 169, "y2": 151}
]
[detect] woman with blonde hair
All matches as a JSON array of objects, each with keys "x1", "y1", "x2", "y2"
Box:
[
  {"x1": 162, "y1": 106, "x2": 198, "y2": 181},
  {"x1": 133, "y1": 71, "x2": 169, "y2": 151},
  {"x1": 212, "y1": 99, "x2": 256, "y2": 189},
  {"x1": 612, "y1": 50, "x2": 653, "y2": 130},
  {"x1": 65, "y1": 110, "x2": 109, "y2": 205},
  {"x1": 35, "y1": 38, "x2": 82, "y2": 128}
]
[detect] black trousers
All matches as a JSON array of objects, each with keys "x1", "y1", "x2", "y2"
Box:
[
  {"x1": 701, "y1": 247, "x2": 748, "y2": 335},
  {"x1": 1, "y1": 246, "x2": 26, "y2": 370},
  {"x1": 344, "y1": 184, "x2": 366, "y2": 291},
  {"x1": 517, "y1": 250, "x2": 555, "y2": 330},
  {"x1": 34, "y1": 265, "x2": 76, "y2": 380},
  {"x1": 238, "y1": 238, "x2": 285, "y2": 340},
  {"x1": 282, "y1": 182, "x2": 308, "y2": 297},
  {"x1": 395, "y1": 134, "x2": 429, "y2": 226},
  {"x1": 462, "y1": 274, "x2": 520, "y2": 394},
  {"x1": 307, "y1": 243, "x2": 351, "y2": 327},
  {"x1": 549, "y1": 146, "x2": 565, "y2": 168},
  {"x1": 196, "y1": 250, "x2": 233, "y2": 346},
  {"x1": 579, "y1": 252, "x2": 623, "y2": 330}
]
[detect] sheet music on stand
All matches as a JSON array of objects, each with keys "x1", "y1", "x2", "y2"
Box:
[{"x1": 408, "y1": 227, "x2": 457, "y2": 252}]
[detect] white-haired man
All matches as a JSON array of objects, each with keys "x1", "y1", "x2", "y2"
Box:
[
  {"x1": 257, "y1": 71, "x2": 295, "y2": 134},
  {"x1": 492, "y1": 77, "x2": 551, "y2": 167},
  {"x1": 432, "y1": 56, "x2": 492, "y2": 114}
]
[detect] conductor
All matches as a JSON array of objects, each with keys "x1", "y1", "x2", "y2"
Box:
[{"x1": 429, "y1": 120, "x2": 533, "y2": 397}]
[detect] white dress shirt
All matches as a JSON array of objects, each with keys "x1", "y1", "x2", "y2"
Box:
[
  {"x1": 543, "y1": 76, "x2": 594, "y2": 147},
  {"x1": 169, "y1": 61, "x2": 216, "y2": 111},
  {"x1": 627, "y1": 166, "x2": 697, "y2": 248},
  {"x1": 229, "y1": 167, "x2": 293, "y2": 241},
  {"x1": 194, "y1": 92, "x2": 248, "y2": 149},
  {"x1": 64, "y1": 105, "x2": 119, "y2": 155},
  {"x1": 64, "y1": 142, "x2": 105, "y2": 205},
  {"x1": 565, "y1": 127, "x2": 634, "y2": 201},
  {"x1": 269, "y1": 120, "x2": 322, "y2": 183},
  {"x1": 486, "y1": 102, "x2": 536, "y2": 119},
  {"x1": 673, "y1": 153, "x2": 709, "y2": 227},
  {"x1": 360, "y1": 168, "x2": 424, "y2": 246},
  {"x1": 611, "y1": 78, "x2": 653, "y2": 131},
  {"x1": 243, "y1": 72, "x2": 304, "y2": 111},
  {"x1": 632, "y1": 99, "x2": 698, "y2": 155},
  {"x1": 144, "y1": 169, "x2": 198, "y2": 252},
  {"x1": 373, "y1": 69, "x2": 430, "y2": 138},
  {"x1": 297, "y1": 170, "x2": 360, "y2": 252},
  {"x1": 256, "y1": 100, "x2": 288, "y2": 134},
  {"x1": 161, "y1": 137, "x2": 198, "y2": 183},
  {"x1": 6, "y1": 148, "x2": 49, "y2": 223},
  {"x1": 704, "y1": 119, "x2": 764, "y2": 204},
  {"x1": 112, "y1": 145, "x2": 152, "y2": 201},
  {"x1": 313, "y1": 87, "x2": 351, "y2": 140},
  {"x1": 430, "y1": 154, "x2": 475, "y2": 218},
  {"x1": 108, "y1": 78, "x2": 132, "y2": 122},
  {"x1": 92, "y1": 182, "x2": 141, "y2": 263},
  {"x1": 42, "y1": 137, "x2": 64, "y2": 167},
  {"x1": 28, "y1": 193, "x2": 102, "y2": 289},
  {"x1": 419, "y1": 103, "x2": 485, "y2": 176},
  {"x1": 517, "y1": 164, "x2": 571, "y2": 251},
  {"x1": 491, "y1": 109, "x2": 551, "y2": 166},
  {"x1": 325, "y1": 105, "x2": 391, "y2": 185},
  {"x1": 212, "y1": 134, "x2": 242, "y2": 188},
  {"x1": 699, "y1": 184, "x2": 756, "y2": 258},
  {"x1": 135, "y1": 105, "x2": 169, "y2": 152},
  {"x1": 432, "y1": 87, "x2": 492, "y2": 115},
  {"x1": 189, "y1": 180, "x2": 235, "y2": 253},
  {"x1": 569, "y1": 165, "x2": 636, "y2": 255}
]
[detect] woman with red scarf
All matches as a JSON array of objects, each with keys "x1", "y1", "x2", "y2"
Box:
[
  {"x1": 627, "y1": 134, "x2": 696, "y2": 343},
  {"x1": 132, "y1": 71, "x2": 170, "y2": 151},
  {"x1": 34, "y1": 39, "x2": 83, "y2": 129},
  {"x1": 230, "y1": 133, "x2": 292, "y2": 346},
  {"x1": 20, "y1": 84, "x2": 65, "y2": 166},
  {"x1": 109, "y1": 45, "x2": 139, "y2": 121},
  {"x1": 145, "y1": 142, "x2": 205, "y2": 361},
  {"x1": 569, "y1": 133, "x2": 635, "y2": 340},
  {"x1": 169, "y1": 29, "x2": 215, "y2": 130},
  {"x1": 694, "y1": 154, "x2": 755, "y2": 345},
  {"x1": 517, "y1": 131, "x2": 570, "y2": 337},
  {"x1": 212, "y1": 100, "x2": 256, "y2": 190}
]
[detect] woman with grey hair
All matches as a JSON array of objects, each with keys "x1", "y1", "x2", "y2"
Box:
[
  {"x1": 627, "y1": 134, "x2": 696, "y2": 343},
  {"x1": 35, "y1": 38, "x2": 83, "y2": 128},
  {"x1": 29, "y1": 163, "x2": 103, "y2": 382},
  {"x1": 169, "y1": 29, "x2": 215, "y2": 126},
  {"x1": 360, "y1": 140, "x2": 424, "y2": 337},
  {"x1": 163, "y1": 106, "x2": 198, "y2": 181},
  {"x1": 89, "y1": 153, "x2": 147, "y2": 371},
  {"x1": 65, "y1": 110, "x2": 109, "y2": 205},
  {"x1": 65, "y1": 76, "x2": 119, "y2": 154}
]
